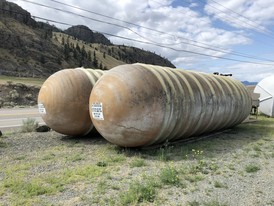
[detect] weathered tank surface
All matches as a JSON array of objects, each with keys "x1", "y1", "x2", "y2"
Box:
[
  {"x1": 38, "y1": 68, "x2": 103, "y2": 136},
  {"x1": 89, "y1": 63, "x2": 252, "y2": 147}
]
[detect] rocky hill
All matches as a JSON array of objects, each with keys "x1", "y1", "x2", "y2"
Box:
[
  {"x1": 0, "y1": 82, "x2": 39, "y2": 108},
  {"x1": 0, "y1": 0, "x2": 175, "y2": 78},
  {"x1": 64, "y1": 25, "x2": 112, "y2": 46}
]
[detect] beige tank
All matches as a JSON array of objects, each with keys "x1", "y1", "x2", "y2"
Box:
[
  {"x1": 38, "y1": 68, "x2": 103, "y2": 136},
  {"x1": 89, "y1": 63, "x2": 252, "y2": 147}
]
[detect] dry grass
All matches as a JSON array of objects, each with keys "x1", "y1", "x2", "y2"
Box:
[
  {"x1": 0, "y1": 75, "x2": 45, "y2": 86},
  {"x1": 0, "y1": 115, "x2": 274, "y2": 205},
  {"x1": 52, "y1": 32, "x2": 125, "y2": 70}
]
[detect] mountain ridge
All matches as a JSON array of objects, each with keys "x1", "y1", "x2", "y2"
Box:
[{"x1": 0, "y1": 0, "x2": 175, "y2": 78}]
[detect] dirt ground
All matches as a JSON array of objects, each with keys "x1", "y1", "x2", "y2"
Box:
[{"x1": 0, "y1": 116, "x2": 274, "y2": 206}]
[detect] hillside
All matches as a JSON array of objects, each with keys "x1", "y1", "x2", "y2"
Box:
[
  {"x1": 64, "y1": 25, "x2": 112, "y2": 46},
  {"x1": 0, "y1": 0, "x2": 175, "y2": 78}
]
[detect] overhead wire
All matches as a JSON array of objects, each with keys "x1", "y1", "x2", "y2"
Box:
[
  {"x1": 148, "y1": 0, "x2": 274, "y2": 59},
  {"x1": 28, "y1": 0, "x2": 274, "y2": 62},
  {"x1": 2, "y1": 2, "x2": 274, "y2": 66},
  {"x1": 18, "y1": 0, "x2": 196, "y2": 48},
  {"x1": 16, "y1": 0, "x2": 274, "y2": 63},
  {"x1": 201, "y1": 0, "x2": 274, "y2": 40},
  {"x1": 16, "y1": 12, "x2": 274, "y2": 66},
  {"x1": 209, "y1": 0, "x2": 270, "y2": 33},
  {"x1": 149, "y1": 0, "x2": 274, "y2": 56}
]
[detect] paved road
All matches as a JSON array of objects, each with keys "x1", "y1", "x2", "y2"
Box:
[{"x1": 0, "y1": 107, "x2": 45, "y2": 132}]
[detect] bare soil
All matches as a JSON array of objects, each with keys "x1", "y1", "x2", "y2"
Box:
[{"x1": 0, "y1": 116, "x2": 274, "y2": 205}]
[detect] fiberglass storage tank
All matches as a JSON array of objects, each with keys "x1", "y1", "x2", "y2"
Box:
[
  {"x1": 254, "y1": 75, "x2": 274, "y2": 117},
  {"x1": 38, "y1": 68, "x2": 103, "y2": 136},
  {"x1": 89, "y1": 63, "x2": 252, "y2": 147}
]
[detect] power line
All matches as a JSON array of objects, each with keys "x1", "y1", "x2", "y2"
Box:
[
  {"x1": 48, "y1": 0, "x2": 213, "y2": 46},
  {"x1": 17, "y1": 0, "x2": 185, "y2": 47},
  {"x1": 147, "y1": 0, "x2": 274, "y2": 59},
  {"x1": 32, "y1": 0, "x2": 274, "y2": 62},
  {"x1": 202, "y1": 0, "x2": 274, "y2": 39},
  {"x1": 2, "y1": 2, "x2": 274, "y2": 66},
  {"x1": 48, "y1": 0, "x2": 165, "y2": 35},
  {"x1": 16, "y1": 0, "x2": 274, "y2": 63},
  {"x1": 209, "y1": 0, "x2": 270, "y2": 33},
  {"x1": 24, "y1": 14, "x2": 274, "y2": 66}
]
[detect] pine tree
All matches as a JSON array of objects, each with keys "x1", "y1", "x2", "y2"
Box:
[
  {"x1": 76, "y1": 43, "x2": 80, "y2": 52},
  {"x1": 64, "y1": 43, "x2": 70, "y2": 60},
  {"x1": 99, "y1": 62, "x2": 103, "y2": 69},
  {"x1": 88, "y1": 50, "x2": 92, "y2": 62},
  {"x1": 93, "y1": 51, "x2": 98, "y2": 68},
  {"x1": 61, "y1": 36, "x2": 65, "y2": 45}
]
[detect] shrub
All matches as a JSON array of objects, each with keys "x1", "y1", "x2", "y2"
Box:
[
  {"x1": 130, "y1": 159, "x2": 146, "y2": 168},
  {"x1": 159, "y1": 164, "x2": 180, "y2": 186},
  {"x1": 9, "y1": 90, "x2": 19, "y2": 100},
  {"x1": 21, "y1": 118, "x2": 39, "y2": 133},
  {"x1": 120, "y1": 178, "x2": 157, "y2": 204},
  {"x1": 214, "y1": 181, "x2": 227, "y2": 188},
  {"x1": 245, "y1": 164, "x2": 260, "y2": 173}
]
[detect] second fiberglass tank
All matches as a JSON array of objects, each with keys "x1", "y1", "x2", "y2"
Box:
[{"x1": 89, "y1": 63, "x2": 252, "y2": 147}]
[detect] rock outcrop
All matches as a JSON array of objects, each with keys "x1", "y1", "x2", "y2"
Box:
[{"x1": 64, "y1": 25, "x2": 112, "y2": 45}]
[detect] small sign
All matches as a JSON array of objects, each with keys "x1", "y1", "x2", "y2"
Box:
[
  {"x1": 91, "y1": 102, "x2": 104, "y2": 120},
  {"x1": 38, "y1": 103, "x2": 46, "y2": 114}
]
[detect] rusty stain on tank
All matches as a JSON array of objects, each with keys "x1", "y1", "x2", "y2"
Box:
[{"x1": 89, "y1": 63, "x2": 252, "y2": 147}]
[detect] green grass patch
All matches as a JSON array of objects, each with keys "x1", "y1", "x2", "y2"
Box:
[
  {"x1": 253, "y1": 145, "x2": 262, "y2": 152},
  {"x1": 245, "y1": 164, "x2": 260, "y2": 173},
  {"x1": 185, "y1": 174, "x2": 204, "y2": 183},
  {"x1": 66, "y1": 153, "x2": 85, "y2": 162},
  {"x1": 0, "y1": 75, "x2": 45, "y2": 86},
  {"x1": 41, "y1": 153, "x2": 56, "y2": 161},
  {"x1": 204, "y1": 200, "x2": 228, "y2": 206},
  {"x1": 0, "y1": 141, "x2": 8, "y2": 148},
  {"x1": 188, "y1": 160, "x2": 218, "y2": 175},
  {"x1": 120, "y1": 178, "x2": 158, "y2": 205},
  {"x1": 43, "y1": 164, "x2": 105, "y2": 192},
  {"x1": 60, "y1": 165, "x2": 104, "y2": 183},
  {"x1": 130, "y1": 158, "x2": 146, "y2": 168},
  {"x1": 3, "y1": 176, "x2": 60, "y2": 198},
  {"x1": 156, "y1": 145, "x2": 173, "y2": 161},
  {"x1": 13, "y1": 155, "x2": 27, "y2": 160},
  {"x1": 214, "y1": 181, "x2": 227, "y2": 188},
  {"x1": 107, "y1": 155, "x2": 126, "y2": 164},
  {"x1": 96, "y1": 161, "x2": 108, "y2": 167},
  {"x1": 159, "y1": 164, "x2": 182, "y2": 187},
  {"x1": 187, "y1": 200, "x2": 200, "y2": 206}
]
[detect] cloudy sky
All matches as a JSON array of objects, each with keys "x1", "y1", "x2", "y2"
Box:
[{"x1": 8, "y1": 0, "x2": 274, "y2": 82}]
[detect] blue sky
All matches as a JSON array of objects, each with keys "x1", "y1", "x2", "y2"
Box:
[{"x1": 8, "y1": 0, "x2": 274, "y2": 82}]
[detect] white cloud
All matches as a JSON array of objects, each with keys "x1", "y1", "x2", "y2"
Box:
[
  {"x1": 211, "y1": 62, "x2": 274, "y2": 82},
  {"x1": 189, "y1": 2, "x2": 199, "y2": 8},
  {"x1": 6, "y1": 0, "x2": 274, "y2": 81},
  {"x1": 205, "y1": 0, "x2": 274, "y2": 31}
]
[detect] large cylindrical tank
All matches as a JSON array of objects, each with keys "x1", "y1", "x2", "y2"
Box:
[
  {"x1": 254, "y1": 75, "x2": 274, "y2": 117},
  {"x1": 38, "y1": 68, "x2": 103, "y2": 136},
  {"x1": 89, "y1": 63, "x2": 252, "y2": 147}
]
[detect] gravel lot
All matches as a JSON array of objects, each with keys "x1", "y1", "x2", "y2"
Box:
[{"x1": 0, "y1": 116, "x2": 274, "y2": 206}]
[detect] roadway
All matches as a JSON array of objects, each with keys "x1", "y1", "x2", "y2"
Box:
[{"x1": 0, "y1": 107, "x2": 45, "y2": 132}]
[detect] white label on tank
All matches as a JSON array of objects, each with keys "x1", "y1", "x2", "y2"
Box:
[
  {"x1": 91, "y1": 102, "x2": 104, "y2": 120},
  {"x1": 38, "y1": 103, "x2": 46, "y2": 114}
]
